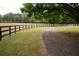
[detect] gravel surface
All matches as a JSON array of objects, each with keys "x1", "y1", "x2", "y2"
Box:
[{"x1": 43, "y1": 28, "x2": 79, "y2": 56}]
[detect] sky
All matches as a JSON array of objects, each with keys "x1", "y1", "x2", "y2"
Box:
[
  {"x1": 0, "y1": 0, "x2": 28, "y2": 15},
  {"x1": 0, "y1": 0, "x2": 78, "y2": 15},
  {"x1": 0, "y1": 0, "x2": 46, "y2": 15}
]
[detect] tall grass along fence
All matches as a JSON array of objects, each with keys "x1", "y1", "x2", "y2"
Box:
[
  {"x1": 1, "y1": 23, "x2": 79, "y2": 41},
  {"x1": 0, "y1": 25, "x2": 25, "y2": 41},
  {"x1": 0, "y1": 24, "x2": 53, "y2": 41},
  {"x1": 0, "y1": 23, "x2": 78, "y2": 41}
]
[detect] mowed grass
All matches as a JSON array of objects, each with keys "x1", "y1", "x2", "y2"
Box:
[
  {"x1": 59, "y1": 26, "x2": 79, "y2": 33},
  {"x1": 0, "y1": 28, "x2": 46, "y2": 56}
]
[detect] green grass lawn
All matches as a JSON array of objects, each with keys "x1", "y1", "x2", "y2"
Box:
[
  {"x1": 59, "y1": 26, "x2": 79, "y2": 33},
  {"x1": 0, "y1": 28, "x2": 46, "y2": 56},
  {"x1": 1, "y1": 26, "x2": 79, "y2": 56}
]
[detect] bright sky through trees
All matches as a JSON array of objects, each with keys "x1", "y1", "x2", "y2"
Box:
[
  {"x1": 0, "y1": 0, "x2": 79, "y2": 15},
  {"x1": 0, "y1": 0, "x2": 28, "y2": 15},
  {"x1": 0, "y1": 0, "x2": 45, "y2": 15}
]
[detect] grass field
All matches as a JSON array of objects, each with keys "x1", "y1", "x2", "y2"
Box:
[
  {"x1": 59, "y1": 26, "x2": 79, "y2": 33},
  {"x1": 0, "y1": 28, "x2": 46, "y2": 56},
  {"x1": 59, "y1": 26, "x2": 79, "y2": 51},
  {"x1": 58, "y1": 26, "x2": 79, "y2": 41},
  {"x1": 0, "y1": 25, "x2": 79, "y2": 56}
]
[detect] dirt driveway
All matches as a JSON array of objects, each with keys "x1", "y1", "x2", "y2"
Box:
[{"x1": 43, "y1": 27, "x2": 79, "y2": 56}]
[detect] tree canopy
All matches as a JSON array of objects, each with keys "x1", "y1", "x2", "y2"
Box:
[
  {"x1": 0, "y1": 3, "x2": 79, "y2": 23},
  {"x1": 0, "y1": 13, "x2": 28, "y2": 23},
  {"x1": 21, "y1": 3, "x2": 79, "y2": 23}
]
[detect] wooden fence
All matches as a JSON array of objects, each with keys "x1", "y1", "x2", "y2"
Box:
[
  {"x1": 0, "y1": 24, "x2": 53, "y2": 41},
  {"x1": 0, "y1": 23, "x2": 79, "y2": 41},
  {"x1": 0, "y1": 25, "x2": 25, "y2": 40}
]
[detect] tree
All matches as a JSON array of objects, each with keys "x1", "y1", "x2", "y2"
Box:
[
  {"x1": 21, "y1": 3, "x2": 79, "y2": 23},
  {"x1": 59, "y1": 3, "x2": 79, "y2": 23},
  {"x1": 0, "y1": 15, "x2": 2, "y2": 22},
  {"x1": 1, "y1": 13, "x2": 28, "y2": 23},
  {"x1": 21, "y1": 3, "x2": 61, "y2": 23}
]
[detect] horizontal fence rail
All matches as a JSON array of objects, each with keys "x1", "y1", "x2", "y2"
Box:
[
  {"x1": 0, "y1": 24, "x2": 53, "y2": 41},
  {"x1": 0, "y1": 23, "x2": 78, "y2": 41},
  {"x1": 0, "y1": 25, "x2": 25, "y2": 40}
]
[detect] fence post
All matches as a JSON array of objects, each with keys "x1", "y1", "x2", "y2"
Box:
[
  {"x1": 28, "y1": 25, "x2": 29, "y2": 29},
  {"x1": 15, "y1": 26, "x2": 16, "y2": 34},
  {"x1": 34, "y1": 24, "x2": 36, "y2": 28},
  {"x1": 31, "y1": 25, "x2": 32, "y2": 29},
  {"x1": 9, "y1": 26, "x2": 11, "y2": 36},
  {"x1": 25, "y1": 25, "x2": 27, "y2": 29},
  {"x1": 19, "y1": 25, "x2": 20, "y2": 31},
  {"x1": 33, "y1": 24, "x2": 34, "y2": 28},
  {"x1": 23, "y1": 25, "x2": 25, "y2": 30},
  {"x1": 0, "y1": 27, "x2": 2, "y2": 40}
]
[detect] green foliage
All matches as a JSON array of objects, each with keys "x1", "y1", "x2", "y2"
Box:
[
  {"x1": 0, "y1": 15, "x2": 3, "y2": 22},
  {"x1": 21, "y1": 3, "x2": 79, "y2": 23},
  {"x1": 0, "y1": 3, "x2": 79, "y2": 23},
  {"x1": 60, "y1": 3, "x2": 79, "y2": 23},
  {"x1": 0, "y1": 13, "x2": 28, "y2": 23},
  {"x1": 21, "y1": 3, "x2": 60, "y2": 20},
  {"x1": 48, "y1": 18, "x2": 61, "y2": 24},
  {"x1": 61, "y1": 15, "x2": 76, "y2": 24},
  {"x1": 48, "y1": 14, "x2": 62, "y2": 24}
]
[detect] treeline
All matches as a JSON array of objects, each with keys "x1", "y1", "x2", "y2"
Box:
[
  {"x1": 21, "y1": 3, "x2": 78, "y2": 24},
  {"x1": 0, "y1": 3, "x2": 79, "y2": 24},
  {"x1": 0, "y1": 13, "x2": 28, "y2": 23},
  {"x1": 0, "y1": 12, "x2": 76, "y2": 24}
]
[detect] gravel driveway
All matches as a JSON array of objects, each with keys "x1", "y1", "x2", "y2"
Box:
[{"x1": 43, "y1": 28, "x2": 79, "y2": 56}]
